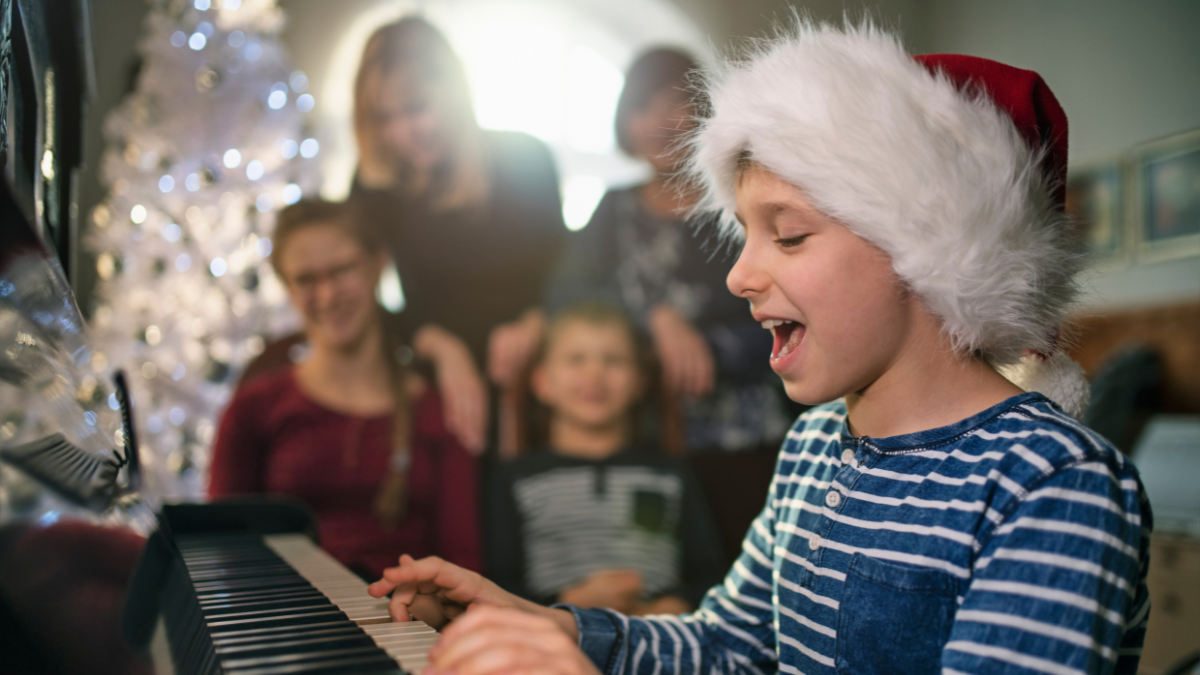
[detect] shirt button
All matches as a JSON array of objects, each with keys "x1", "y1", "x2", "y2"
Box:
[
  {"x1": 841, "y1": 448, "x2": 855, "y2": 465},
  {"x1": 808, "y1": 536, "x2": 821, "y2": 551},
  {"x1": 825, "y1": 491, "x2": 842, "y2": 508}
]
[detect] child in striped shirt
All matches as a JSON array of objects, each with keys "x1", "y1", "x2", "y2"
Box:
[{"x1": 369, "y1": 19, "x2": 1151, "y2": 675}]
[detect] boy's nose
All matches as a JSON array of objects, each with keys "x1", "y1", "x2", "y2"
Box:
[{"x1": 726, "y1": 242, "x2": 766, "y2": 300}]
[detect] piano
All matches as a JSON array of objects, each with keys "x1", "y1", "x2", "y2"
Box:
[{"x1": 124, "y1": 501, "x2": 440, "y2": 675}]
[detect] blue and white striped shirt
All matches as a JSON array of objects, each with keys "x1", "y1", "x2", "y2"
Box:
[{"x1": 567, "y1": 392, "x2": 1151, "y2": 675}]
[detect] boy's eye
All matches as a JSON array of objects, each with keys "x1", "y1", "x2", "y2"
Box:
[{"x1": 774, "y1": 234, "x2": 809, "y2": 248}]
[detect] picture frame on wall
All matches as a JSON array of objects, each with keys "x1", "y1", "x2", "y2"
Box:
[
  {"x1": 1065, "y1": 160, "x2": 1126, "y2": 266},
  {"x1": 1133, "y1": 127, "x2": 1200, "y2": 262}
]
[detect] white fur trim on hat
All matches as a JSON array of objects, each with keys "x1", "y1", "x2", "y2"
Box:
[
  {"x1": 997, "y1": 352, "x2": 1091, "y2": 420},
  {"x1": 686, "y1": 18, "x2": 1082, "y2": 368}
]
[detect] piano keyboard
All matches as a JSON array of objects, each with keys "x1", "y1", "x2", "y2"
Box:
[
  {"x1": 162, "y1": 532, "x2": 438, "y2": 675},
  {"x1": 265, "y1": 534, "x2": 439, "y2": 672}
]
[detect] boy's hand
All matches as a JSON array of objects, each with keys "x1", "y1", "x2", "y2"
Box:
[
  {"x1": 649, "y1": 305, "x2": 714, "y2": 398},
  {"x1": 557, "y1": 569, "x2": 643, "y2": 614},
  {"x1": 426, "y1": 605, "x2": 599, "y2": 675},
  {"x1": 368, "y1": 554, "x2": 516, "y2": 627}
]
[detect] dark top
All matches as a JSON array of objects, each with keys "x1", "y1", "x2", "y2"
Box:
[
  {"x1": 208, "y1": 368, "x2": 483, "y2": 578},
  {"x1": 486, "y1": 448, "x2": 726, "y2": 608},
  {"x1": 350, "y1": 130, "x2": 567, "y2": 364},
  {"x1": 545, "y1": 186, "x2": 791, "y2": 451}
]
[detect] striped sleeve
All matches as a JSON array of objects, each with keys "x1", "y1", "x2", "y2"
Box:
[
  {"x1": 568, "y1": 475, "x2": 783, "y2": 675},
  {"x1": 942, "y1": 459, "x2": 1149, "y2": 675}
]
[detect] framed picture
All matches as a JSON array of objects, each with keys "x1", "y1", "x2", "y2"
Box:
[
  {"x1": 1133, "y1": 127, "x2": 1200, "y2": 261},
  {"x1": 1065, "y1": 161, "x2": 1126, "y2": 265}
]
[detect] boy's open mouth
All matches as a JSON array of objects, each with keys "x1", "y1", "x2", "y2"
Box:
[{"x1": 763, "y1": 319, "x2": 805, "y2": 362}]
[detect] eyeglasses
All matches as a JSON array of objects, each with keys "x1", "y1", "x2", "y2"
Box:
[{"x1": 286, "y1": 256, "x2": 371, "y2": 296}]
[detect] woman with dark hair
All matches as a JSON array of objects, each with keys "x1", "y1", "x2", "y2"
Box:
[
  {"x1": 546, "y1": 48, "x2": 790, "y2": 454},
  {"x1": 209, "y1": 200, "x2": 482, "y2": 579},
  {"x1": 350, "y1": 17, "x2": 567, "y2": 452}
]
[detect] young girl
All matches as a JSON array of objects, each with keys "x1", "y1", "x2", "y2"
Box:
[
  {"x1": 368, "y1": 21, "x2": 1151, "y2": 675},
  {"x1": 209, "y1": 200, "x2": 482, "y2": 579},
  {"x1": 487, "y1": 302, "x2": 725, "y2": 615}
]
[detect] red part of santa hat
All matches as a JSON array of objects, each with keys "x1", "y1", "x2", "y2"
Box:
[{"x1": 913, "y1": 53, "x2": 1070, "y2": 210}]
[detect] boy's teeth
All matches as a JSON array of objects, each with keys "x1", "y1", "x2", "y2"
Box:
[{"x1": 761, "y1": 319, "x2": 795, "y2": 329}]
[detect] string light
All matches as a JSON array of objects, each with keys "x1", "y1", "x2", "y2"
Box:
[
  {"x1": 188, "y1": 32, "x2": 206, "y2": 50},
  {"x1": 299, "y1": 138, "x2": 319, "y2": 158},
  {"x1": 228, "y1": 30, "x2": 245, "y2": 48},
  {"x1": 159, "y1": 175, "x2": 175, "y2": 192},
  {"x1": 223, "y1": 148, "x2": 242, "y2": 167},
  {"x1": 131, "y1": 204, "x2": 147, "y2": 223},
  {"x1": 246, "y1": 160, "x2": 264, "y2": 180},
  {"x1": 280, "y1": 139, "x2": 298, "y2": 158},
  {"x1": 282, "y1": 183, "x2": 302, "y2": 204},
  {"x1": 296, "y1": 94, "x2": 314, "y2": 112}
]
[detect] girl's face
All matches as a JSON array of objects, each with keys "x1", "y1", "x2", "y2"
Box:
[
  {"x1": 727, "y1": 166, "x2": 927, "y2": 406},
  {"x1": 625, "y1": 84, "x2": 695, "y2": 173},
  {"x1": 279, "y1": 225, "x2": 385, "y2": 352},
  {"x1": 532, "y1": 320, "x2": 644, "y2": 431},
  {"x1": 374, "y1": 71, "x2": 451, "y2": 170}
]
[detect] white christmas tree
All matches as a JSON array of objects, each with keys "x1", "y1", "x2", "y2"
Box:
[{"x1": 86, "y1": 0, "x2": 319, "y2": 500}]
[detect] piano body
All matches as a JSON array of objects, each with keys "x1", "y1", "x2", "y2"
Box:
[{"x1": 126, "y1": 500, "x2": 440, "y2": 675}]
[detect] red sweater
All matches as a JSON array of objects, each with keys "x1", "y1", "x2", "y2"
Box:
[{"x1": 208, "y1": 368, "x2": 482, "y2": 578}]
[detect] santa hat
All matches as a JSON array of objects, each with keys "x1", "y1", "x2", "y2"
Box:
[{"x1": 688, "y1": 19, "x2": 1092, "y2": 418}]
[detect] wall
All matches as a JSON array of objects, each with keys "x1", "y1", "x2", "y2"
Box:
[{"x1": 920, "y1": 0, "x2": 1200, "y2": 312}]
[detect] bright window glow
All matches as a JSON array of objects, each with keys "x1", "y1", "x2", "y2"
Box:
[
  {"x1": 256, "y1": 193, "x2": 274, "y2": 212},
  {"x1": 280, "y1": 139, "x2": 298, "y2": 159},
  {"x1": 176, "y1": 253, "x2": 192, "y2": 271},
  {"x1": 163, "y1": 223, "x2": 182, "y2": 242},
  {"x1": 159, "y1": 175, "x2": 175, "y2": 193},
  {"x1": 562, "y1": 175, "x2": 606, "y2": 230},
  {"x1": 299, "y1": 139, "x2": 319, "y2": 158},
  {"x1": 282, "y1": 183, "x2": 302, "y2": 204},
  {"x1": 566, "y1": 46, "x2": 623, "y2": 153},
  {"x1": 223, "y1": 148, "x2": 242, "y2": 168},
  {"x1": 376, "y1": 262, "x2": 406, "y2": 313},
  {"x1": 296, "y1": 94, "x2": 315, "y2": 112},
  {"x1": 131, "y1": 204, "x2": 147, "y2": 223},
  {"x1": 188, "y1": 32, "x2": 206, "y2": 50},
  {"x1": 210, "y1": 257, "x2": 228, "y2": 276},
  {"x1": 228, "y1": 30, "x2": 245, "y2": 48},
  {"x1": 468, "y1": 20, "x2": 566, "y2": 143},
  {"x1": 185, "y1": 173, "x2": 201, "y2": 191},
  {"x1": 268, "y1": 90, "x2": 287, "y2": 109},
  {"x1": 170, "y1": 31, "x2": 187, "y2": 48},
  {"x1": 246, "y1": 160, "x2": 264, "y2": 180}
]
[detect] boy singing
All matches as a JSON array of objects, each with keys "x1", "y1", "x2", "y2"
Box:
[{"x1": 370, "y1": 20, "x2": 1150, "y2": 675}]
